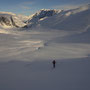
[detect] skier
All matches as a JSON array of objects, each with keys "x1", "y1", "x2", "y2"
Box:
[{"x1": 52, "y1": 60, "x2": 56, "y2": 68}]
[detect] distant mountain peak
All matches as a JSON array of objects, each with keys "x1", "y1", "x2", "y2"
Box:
[
  {"x1": 26, "y1": 9, "x2": 62, "y2": 28},
  {"x1": 0, "y1": 4, "x2": 90, "y2": 30},
  {"x1": 0, "y1": 12, "x2": 26, "y2": 28},
  {"x1": 29, "y1": 9, "x2": 61, "y2": 20}
]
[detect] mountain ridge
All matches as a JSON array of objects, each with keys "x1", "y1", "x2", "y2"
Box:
[{"x1": 0, "y1": 4, "x2": 90, "y2": 31}]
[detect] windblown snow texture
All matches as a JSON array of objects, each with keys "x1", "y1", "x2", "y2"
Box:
[{"x1": 0, "y1": 4, "x2": 90, "y2": 90}]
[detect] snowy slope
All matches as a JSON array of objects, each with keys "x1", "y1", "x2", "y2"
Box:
[
  {"x1": 25, "y1": 4, "x2": 90, "y2": 31},
  {"x1": 0, "y1": 29, "x2": 90, "y2": 90},
  {"x1": 27, "y1": 9, "x2": 61, "y2": 22},
  {"x1": 17, "y1": 14, "x2": 29, "y2": 22},
  {"x1": 38, "y1": 4, "x2": 90, "y2": 31},
  {"x1": 24, "y1": 9, "x2": 61, "y2": 28},
  {"x1": 0, "y1": 58, "x2": 90, "y2": 90},
  {"x1": 0, "y1": 12, "x2": 26, "y2": 28}
]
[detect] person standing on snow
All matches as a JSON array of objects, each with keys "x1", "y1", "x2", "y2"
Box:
[{"x1": 52, "y1": 60, "x2": 56, "y2": 68}]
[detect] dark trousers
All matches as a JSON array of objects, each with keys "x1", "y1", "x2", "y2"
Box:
[{"x1": 53, "y1": 64, "x2": 55, "y2": 68}]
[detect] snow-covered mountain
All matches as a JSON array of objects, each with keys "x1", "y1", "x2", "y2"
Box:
[
  {"x1": 24, "y1": 9, "x2": 61, "y2": 28},
  {"x1": 17, "y1": 14, "x2": 29, "y2": 22},
  {"x1": 0, "y1": 4, "x2": 90, "y2": 31},
  {"x1": 0, "y1": 12, "x2": 26, "y2": 28},
  {"x1": 25, "y1": 4, "x2": 90, "y2": 31}
]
